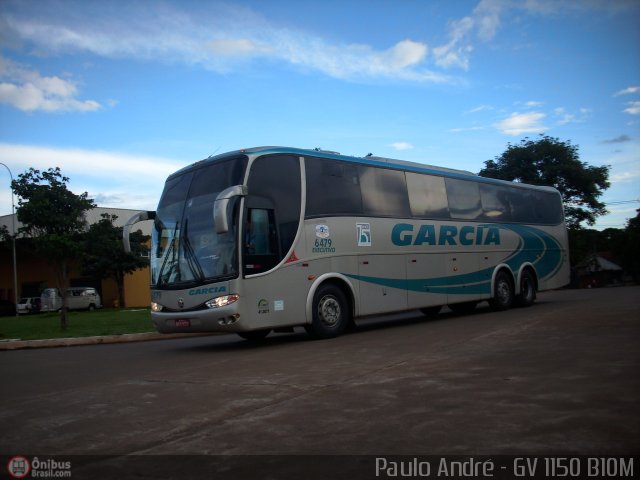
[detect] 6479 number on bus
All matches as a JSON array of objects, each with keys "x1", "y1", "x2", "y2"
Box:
[{"x1": 313, "y1": 238, "x2": 335, "y2": 253}]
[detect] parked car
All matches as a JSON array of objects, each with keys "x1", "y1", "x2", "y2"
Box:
[
  {"x1": 41, "y1": 287, "x2": 103, "y2": 312},
  {"x1": 0, "y1": 300, "x2": 16, "y2": 316},
  {"x1": 17, "y1": 297, "x2": 42, "y2": 315}
]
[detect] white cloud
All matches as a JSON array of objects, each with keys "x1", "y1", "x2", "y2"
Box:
[
  {"x1": 614, "y1": 86, "x2": 640, "y2": 96},
  {"x1": 449, "y1": 126, "x2": 484, "y2": 133},
  {"x1": 0, "y1": 143, "x2": 184, "y2": 214},
  {"x1": 275, "y1": 37, "x2": 439, "y2": 82},
  {"x1": 623, "y1": 101, "x2": 640, "y2": 115},
  {"x1": 433, "y1": 0, "x2": 503, "y2": 70},
  {"x1": 553, "y1": 107, "x2": 575, "y2": 125},
  {"x1": 1, "y1": 5, "x2": 445, "y2": 84},
  {"x1": 610, "y1": 171, "x2": 640, "y2": 183},
  {"x1": 0, "y1": 55, "x2": 101, "y2": 112},
  {"x1": 0, "y1": 143, "x2": 180, "y2": 180},
  {"x1": 388, "y1": 142, "x2": 414, "y2": 151},
  {"x1": 494, "y1": 111, "x2": 547, "y2": 136},
  {"x1": 464, "y1": 105, "x2": 493, "y2": 114},
  {"x1": 432, "y1": 0, "x2": 639, "y2": 72},
  {"x1": 207, "y1": 38, "x2": 272, "y2": 57},
  {"x1": 553, "y1": 106, "x2": 591, "y2": 125},
  {"x1": 381, "y1": 40, "x2": 428, "y2": 69}
]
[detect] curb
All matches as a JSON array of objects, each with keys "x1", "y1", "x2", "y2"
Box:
[{"x1": 0, "y1": 332, "x2": 217, "y2": 351}]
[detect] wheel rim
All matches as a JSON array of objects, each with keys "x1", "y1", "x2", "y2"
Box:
[
  {"x1": 317, "y1": 295, "x2": 341, "y2": 327},
  {"x1": 497, "y1": 279, "x2": 510, "y2": 305}
]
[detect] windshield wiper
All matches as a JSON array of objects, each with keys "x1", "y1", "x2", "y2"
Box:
[
  {"x1": 182, "y1": 219, "x2": 205, "y2": 282},
  {"x1": 157, "y1": 222, "x2": 180, "y2": 286}
]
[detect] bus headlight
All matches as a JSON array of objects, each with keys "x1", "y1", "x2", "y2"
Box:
[
  {"x1": 205, "y1": 294, "x2": 240, "y2": 309},
  {"x1": 151, "y1": 302, "x2": 164, "y2": 312}
]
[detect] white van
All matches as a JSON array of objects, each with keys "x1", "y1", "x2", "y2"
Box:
[
  {"x1": 41, "y1": 287, "x2": 102, "y2": 312},
  {"x1": 17, "y1": 297, "x2": 42, "y2": 315}
]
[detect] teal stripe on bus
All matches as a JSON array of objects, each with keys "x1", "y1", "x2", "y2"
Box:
[{"x1": 343, "y1": 224, "x2": 564, "y2": 296}]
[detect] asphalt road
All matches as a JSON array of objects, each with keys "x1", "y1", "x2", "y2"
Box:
[{"x1": 1, "y1": 287, "x2": 638, "y2": 460}]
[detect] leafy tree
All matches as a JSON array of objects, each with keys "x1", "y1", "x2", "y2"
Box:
[
  {"x1": 81, "y1": 213, "x2": 149, "y2": 307},
  {"x1": 568, "y1": 226, "x2": 625, "y2": 265},
  {"x1": 11, "y1": 167, "x2": 95, "y2": 329},
  {"x1": 621, "y1": 209, "x2": 640, "y2": 282},
  {"x1": 479, "y1": 135, "x2": 610, "y2": 229},
  {"x1": 0, "y1": 224, "x2": 9, "y2": 244}
]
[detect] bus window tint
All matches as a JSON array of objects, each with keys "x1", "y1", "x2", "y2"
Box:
[
  {"x1": 246, "y1": 208, "x2": 276, "y2": 255},
  {"x1": 406, "y1": 173, "x2": 450, "y2": 219},
  {"x1": 305, "y1": 157, "x2": 363, "y2": 217},
  {"x1": 359, "y1": 166, "x2": 411, "y2": 217},
  {"x1": 480, "y1": 183, "x2": 511, "y2": 222},
  {"x1": 505, "y1": 187, "x2": 563, "y2": 225},
  {"x1": 534, "y1": 191, "x2": 564, "y2": 224},
  {"x1": 445, "y1": 178, "x2": 483, "y2": 220},
  {"x1": 247, "y1": 155, "x2": 301, "y2": 262}
]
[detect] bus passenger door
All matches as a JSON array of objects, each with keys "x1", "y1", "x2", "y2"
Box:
[
  {"x1": 358, "y1": 255, "x2": 407, "y2": 316},
  {"x1": 243, "y1": 207, "x2": 280, "y2": 276}
]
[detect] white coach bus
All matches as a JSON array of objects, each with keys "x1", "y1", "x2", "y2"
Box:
[{"x1": 124, "y1": 147, "x2": 569, "y2": 340}]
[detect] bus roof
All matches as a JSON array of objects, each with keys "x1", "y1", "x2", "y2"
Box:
[{"x1": 172, "y1": 146, "x2": 560, "y2": 194}]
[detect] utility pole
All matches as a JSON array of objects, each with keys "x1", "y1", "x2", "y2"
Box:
[{"x1": 0, "y1": 162, "x2": 18, "y2": 316}]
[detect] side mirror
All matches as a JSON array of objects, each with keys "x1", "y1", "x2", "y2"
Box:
[
  {"x1": 123, "y1": 211, "x2": 156, "y2": 253},
  {"x1": 214, "y1": 185, "x2": 248, "y2": 233}
]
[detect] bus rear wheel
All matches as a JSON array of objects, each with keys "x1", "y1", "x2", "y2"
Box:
[
  {"x1": 517, "y1": 270, "x2": 536, "y2": 307},
  {"x1": 490, "y1": 270, "x2": 514, "y2": 311},
  {"x1": 306, "y1": 284, "x2": 349, "y2": 339}
]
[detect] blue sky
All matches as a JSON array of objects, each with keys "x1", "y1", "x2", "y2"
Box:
[{"x1": 1, "y1": 0, "x2": 638, "y2": 229}]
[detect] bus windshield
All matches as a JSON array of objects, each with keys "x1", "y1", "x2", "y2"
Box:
[{"x1": 151, "y1": 157, "x2": 247, "y2": 288}]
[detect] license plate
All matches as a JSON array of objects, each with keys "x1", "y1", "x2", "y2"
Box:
[{"x1": 175, "y1": 319, "x2": 190, "y2": 328}]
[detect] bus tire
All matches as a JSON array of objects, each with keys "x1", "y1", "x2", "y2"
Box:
[
  {"x1": 238, "y1": 329, "x2": 271, "y2": 341},
  {"x1": 307, "y1": 284, "x2": 349, "y2": 339},
  {"x1": 516, "y1": 270, "x2": 536, "y2": 307},
  {"x1": 490, "y1": 270, "x2": 514, "y2": 311}
]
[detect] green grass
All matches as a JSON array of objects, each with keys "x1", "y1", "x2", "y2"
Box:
[{"x1": 0, "y1": 308, "x2": 155, "y2": 341}]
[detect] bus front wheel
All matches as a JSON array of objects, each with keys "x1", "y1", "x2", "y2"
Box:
[{"x1": 307, "y1": 284, "x2": 350, "y2": 339}]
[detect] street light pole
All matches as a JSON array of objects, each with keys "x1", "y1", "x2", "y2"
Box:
[{"x1": 0, "y1": 162, "x2": 19, "y2": 316}]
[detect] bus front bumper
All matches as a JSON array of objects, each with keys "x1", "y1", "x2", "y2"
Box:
[{"x1": 151, "y1": 303, "x2": 246, "y2": 334}]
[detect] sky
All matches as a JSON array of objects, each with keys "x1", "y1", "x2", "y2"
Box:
[{"x1": 0, "y1": 0, "x2": 639, "y2": 229}]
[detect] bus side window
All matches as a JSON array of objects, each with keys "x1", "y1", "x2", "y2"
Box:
[
  {"x1": 445, "y1": 178, "x2": 483, "y2": 221},
  {"x1": 245, "y1": 208, "x2": 276, "y2": 255},
  {"x1": 244, "y1": 208, "x2": 279, "y2": 275}
]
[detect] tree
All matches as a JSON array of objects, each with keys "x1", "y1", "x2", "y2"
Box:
[
  {"x1": 81, "y1": 213, "x2": 149, "y2": 307},
  {"x1": 621, "y1": 209, "x2": 640, "y2": 282},
  {"x1": 479, "y1": 135, "x2": 610, "y2": 229},
  {"x1": 0, "y1": 224, "x2": 9, "y2": 244},
  {"x1": 11, "y1": 167, "x2": 96, "y2": 330}
]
